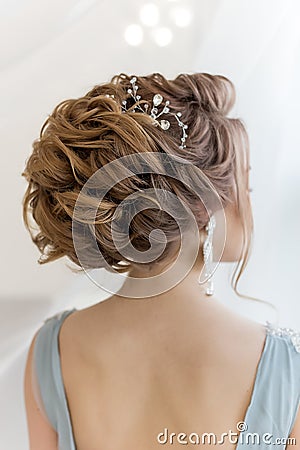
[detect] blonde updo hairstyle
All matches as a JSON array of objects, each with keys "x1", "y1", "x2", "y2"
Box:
[{"x1": 23, "y1": 72, "x2": 253, "y2": 299}]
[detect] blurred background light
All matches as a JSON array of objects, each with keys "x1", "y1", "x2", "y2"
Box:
[
  {"x1": 171, "y1": 6, "x2": 192, "y2": 27},
  {"x1": 139, "y1": 3, "x2": 160, "y2": 27},
  {"x1": 124, "y1": 23, "x2": 144, "y2": 46},
  {"x1": 152, "y1": 26, "x2": 173, "y2": 46}
]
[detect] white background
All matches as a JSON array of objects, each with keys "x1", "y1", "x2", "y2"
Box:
[{"x1": 0, "y1": 0, "x2": 299, "y2": 448}]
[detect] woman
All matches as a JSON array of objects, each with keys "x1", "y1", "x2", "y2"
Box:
[{"x1": 23, "y1": 72, "x2": 300, "y2": 449}]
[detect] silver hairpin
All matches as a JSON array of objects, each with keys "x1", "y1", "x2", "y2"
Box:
[{"x1": 121, "y1": 77, "x2": 188, "y2": 149}]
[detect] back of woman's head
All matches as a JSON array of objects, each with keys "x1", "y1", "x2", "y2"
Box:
[{"x1": 22, "y1": 72, "x2": 252, "y2": 289}]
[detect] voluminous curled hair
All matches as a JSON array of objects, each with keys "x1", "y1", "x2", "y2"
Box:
[{"x1": 23, "y1": 72, "x2": 253, "y2": 297}]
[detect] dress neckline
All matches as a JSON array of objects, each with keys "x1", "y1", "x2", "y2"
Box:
[{"x1": 54, "y1": 308, "x2": 270, "y2": 450}]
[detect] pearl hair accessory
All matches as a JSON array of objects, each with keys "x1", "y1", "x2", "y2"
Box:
[{"x1": 121, "y1": 77, "x2": 188, "y2": 149}]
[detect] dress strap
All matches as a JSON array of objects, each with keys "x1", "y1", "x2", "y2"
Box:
[
  {"x1": 33, "y1": 308, "x2": 77, "y2": 450},
  {"x1": 238, "y1": 323, "x2": 300, "y2": 448},
  {"x1": 265, "y1": 321, "x2": 300, "y2": 353}
]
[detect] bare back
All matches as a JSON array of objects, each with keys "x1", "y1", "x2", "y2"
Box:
[{"x1": 58, "y1": 295, "x2": 267, "y2": 450}]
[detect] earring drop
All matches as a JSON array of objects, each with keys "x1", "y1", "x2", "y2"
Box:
[{"x1": 201, "y1": 215, "x2": 216, "y2": 296}]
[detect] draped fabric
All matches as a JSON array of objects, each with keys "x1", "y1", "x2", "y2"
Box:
[{"x1": 0, "y1": 1, "x2": 299, "y2": 448}]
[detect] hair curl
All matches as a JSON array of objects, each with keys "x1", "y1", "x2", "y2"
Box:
[{"x1": 22, "y1": 72, "x2": 253, "y2": 298}]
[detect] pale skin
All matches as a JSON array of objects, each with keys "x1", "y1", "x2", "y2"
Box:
[{"x1": 24, "y1": 186, "x2": 300, "y2": 449}]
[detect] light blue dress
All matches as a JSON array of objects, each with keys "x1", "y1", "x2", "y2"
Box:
[{"x1": 32, "y1": 308, "x2": 300, "y2": 449}]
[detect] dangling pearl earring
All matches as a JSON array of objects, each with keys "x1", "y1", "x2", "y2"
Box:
[{"x1": 199, "y1": 215, "x2": 216, "y2": 296}]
